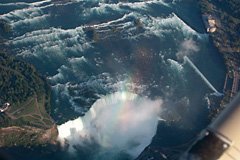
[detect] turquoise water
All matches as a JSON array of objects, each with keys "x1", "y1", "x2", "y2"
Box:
[{"x1": 0, "y1": 0, "x2": 226, "y2": 159}]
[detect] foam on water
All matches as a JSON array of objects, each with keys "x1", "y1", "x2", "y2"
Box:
[
  {"x1": 0, "y1": 0, "x2": 51, "y2": 8},
  {"x1": 167, "y1": 58, "x2": 184, "y2": 72},
  {"x1": 6, "y1": 1, "x2": 204, "y2": 58},
  {"x1": 0, "y1": 2, "x2": 52, "y2": 22},
  {"x1": 11, "y1": 14, "x2": 50, "y2": 28},
  {"x1": 86, "y1": 12, "x2": 205, "y2": 40},
  {"x1": 2, "y1": 0, "x2": 208, "y2": 117},
  {"x1": 0, "y1": 2, "x2": 30, "y2": 7},
  {"x1": 86, "y1": 0, "x2": 169, "y2": 16},
  {"x1": 4, "y1": 7, "x2": 206, "y2": 115},
  {"x1": 9, "y1": 26, "x2": 91, "y2": 57},
  {"x1": 50, "y1": 73, "x2": 148, "y2": 113}
]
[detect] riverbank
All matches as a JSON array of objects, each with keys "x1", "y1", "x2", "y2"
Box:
[
  {"x1": 0, "y1": 125, "x2": 58, "y2": 147},
  {"x1": 0, "y1": 38, "x2": 58, "y2": 147},
  {"x1": 198, "y1": 0, "x2": 240, "y2": 114}
]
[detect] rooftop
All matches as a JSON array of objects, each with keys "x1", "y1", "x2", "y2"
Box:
[{"x1": 0, "y1": 103, "x2": 10, "y2": 113}]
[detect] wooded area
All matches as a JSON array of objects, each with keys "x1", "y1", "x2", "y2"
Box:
[
  {"x1": 199, "y1": 0, "x2": 240, "y2": 55},
  {"x1": 0, "y1": 51, "x2": 47, "y2": 105}
]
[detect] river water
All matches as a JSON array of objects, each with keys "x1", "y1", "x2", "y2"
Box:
[{"x1": 0, "y1": 0, "x2": 226, "y2": 159}]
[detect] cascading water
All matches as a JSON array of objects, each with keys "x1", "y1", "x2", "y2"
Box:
[
  {"x1": 0, "y1": 0, "x2": 227, "y2": 159},
  {"x1": 57, "y1": 92, "x2": 162, "y2": 159}
]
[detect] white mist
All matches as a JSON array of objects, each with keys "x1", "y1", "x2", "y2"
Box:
[{"x1": 57, "y1": 92, "x2": 162, "y2": 159}]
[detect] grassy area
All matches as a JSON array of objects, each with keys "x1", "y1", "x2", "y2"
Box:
[
  {"x1": 0, "y1": 82, "x2": 57, "y2": 147},
  {"x1": 0, "y1": 125, "x2": 58, "y2": 147},
  {"x1": 1, "y1": 94, "x2": 54, "y2": 129},
  {"x1": 0, "y1": 50, "x2": 54, "y2": 130}
]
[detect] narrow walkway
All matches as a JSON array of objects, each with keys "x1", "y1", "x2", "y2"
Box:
[
  {"x1": 231, "y1": 71, "x2": 239, "y2": 98},
  {"x1": 223, "y1": 68, "x2": 240, "y2": 99}
]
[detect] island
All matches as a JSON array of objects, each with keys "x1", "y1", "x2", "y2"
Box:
[{"x1": 0, "y1": 51, "x2": 58, "y2": 147}]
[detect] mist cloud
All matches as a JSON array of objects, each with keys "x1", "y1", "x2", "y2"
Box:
[
  {"x1": 57, "y1": 92, "x2": 162, "y2": 159},
  {"x1": 176, "y1": 39, "x2": 200, "y2": 60}
]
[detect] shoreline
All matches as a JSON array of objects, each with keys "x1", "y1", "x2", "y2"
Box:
[
  {"x1": 198, "y1": 0, "x2": 240, "y2": 115},
  {"x1": 0, "y1": 30, "x2": 58, "y2": 147}
]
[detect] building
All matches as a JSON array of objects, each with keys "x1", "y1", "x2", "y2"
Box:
[
  {"x1": 202, "y1": 14, "x2": 217, "y2": 33},
  {"x1": 207, "y1": 18, "x2": 217, "y2": 33},
  {"x1": 0, "y1": 102, "x2": 10, "y2": 113}
]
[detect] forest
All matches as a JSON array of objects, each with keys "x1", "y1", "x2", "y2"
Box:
[
  {"x1": 0, "y1": 13, "x2": 54, "y2": 134},
  {"x1": 0, "y1": 51, "x2": 48, "y2": 105},
  {"x1": 199, "y1": 0, "x2": 240, "y2": 54},
  {"x1": 0, "y1": 50, "x2": 56, "y2": 147}
]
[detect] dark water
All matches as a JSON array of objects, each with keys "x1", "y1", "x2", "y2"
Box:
[{"x1": 0, "y1": 0, "x2": 226, "y2": 159}]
